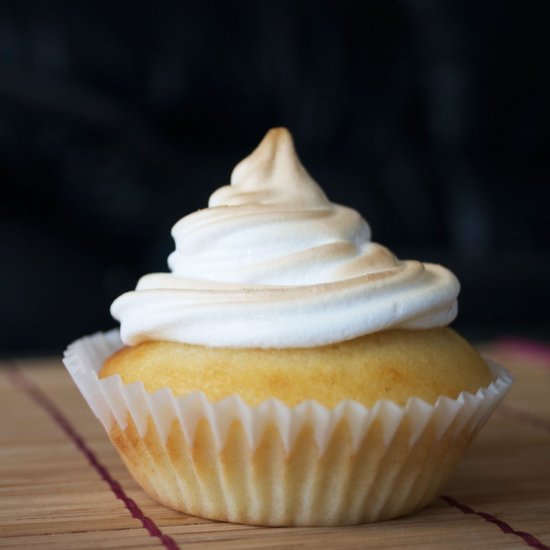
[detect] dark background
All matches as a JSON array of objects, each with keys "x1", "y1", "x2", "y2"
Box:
[{"x1": 2, "y1": 1, "x2": 549, "y2": 355}]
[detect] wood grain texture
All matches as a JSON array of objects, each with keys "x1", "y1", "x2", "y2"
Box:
[{"x1": 1, "y1": 342, "x2": 549, "y2": 549}]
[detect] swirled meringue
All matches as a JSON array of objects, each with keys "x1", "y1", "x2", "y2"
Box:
[{"x1": 111, "y1": 128, "x2": 459, "y2": 348}]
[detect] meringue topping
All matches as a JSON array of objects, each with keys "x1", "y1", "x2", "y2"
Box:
[{"x1": 111, "y1": 128, "x2": 459, "y2": 348}]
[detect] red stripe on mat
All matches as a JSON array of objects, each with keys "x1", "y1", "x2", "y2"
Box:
[
  {"x1": 441, "y1": 495, "x2": 550, "y2": 550},
  {"x1": 490, "y1": 338, "x2": 550, "y2": 364},
  {"x1": 6, "y1": 366, "x2": 181, "y2": 550},
  {"x1": 442, "y1": 387, "x2": 550, "y2": 549}
]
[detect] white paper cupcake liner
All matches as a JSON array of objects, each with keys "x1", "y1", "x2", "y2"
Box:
[{"x1": 63, "y1": 330, "x2": 513, "y2": 526}]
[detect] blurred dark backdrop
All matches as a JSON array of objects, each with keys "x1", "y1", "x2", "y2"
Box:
[{"x1": 2, "y1": 0, "x2": 549, "y2": 355}]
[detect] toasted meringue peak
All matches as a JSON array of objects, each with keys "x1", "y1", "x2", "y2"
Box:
[{"x1": 209, "y1": 127, "x2": 329, "y2": 208}]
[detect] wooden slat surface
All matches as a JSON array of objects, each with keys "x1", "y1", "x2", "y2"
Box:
[{"x1": 1, "y1": 341, "x2": 549, "y2": 549}]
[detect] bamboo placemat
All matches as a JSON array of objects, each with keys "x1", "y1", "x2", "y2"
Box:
[{"x1": 1, "y1": 340, "x2": 549, "y2": 549}]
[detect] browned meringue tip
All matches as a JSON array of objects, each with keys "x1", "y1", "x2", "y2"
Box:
[{"x1": 244, "y1": 126, "x2": 297, "y2": 168}]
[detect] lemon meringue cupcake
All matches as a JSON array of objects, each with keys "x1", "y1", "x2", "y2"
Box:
[{"x1": 63, "y1": 128, "x2": 512, "y2": 526}]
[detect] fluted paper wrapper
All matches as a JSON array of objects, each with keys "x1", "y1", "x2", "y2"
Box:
[{"x1": 63, "y1": 330, "x2": 512, "y2": 526}]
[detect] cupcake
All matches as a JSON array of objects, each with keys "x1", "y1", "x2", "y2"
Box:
[{"x1": 64, "y1": 128, "x2": 512, "y2": 526}]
